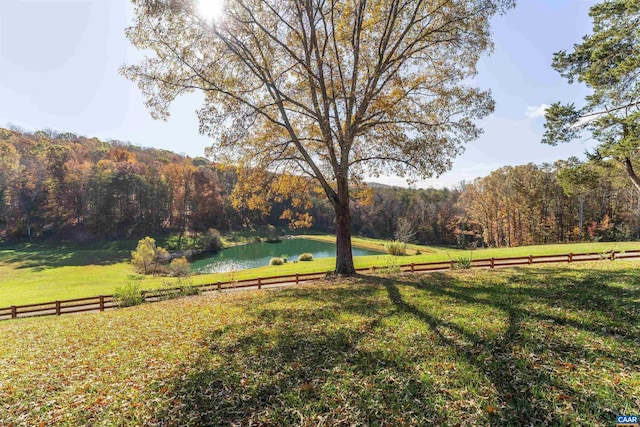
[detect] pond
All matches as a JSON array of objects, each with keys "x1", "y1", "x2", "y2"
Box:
[{"x1": 190, "y1": 238, "x2": 383, "y2": 273}]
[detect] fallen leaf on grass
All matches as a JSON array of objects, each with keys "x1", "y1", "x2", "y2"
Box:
[
  {"x1": 557, "y1": 362, "x2": 576, "y2": 371},
  {"x1": 300, "y1": 383, "x2": 314, "y2": 392}
]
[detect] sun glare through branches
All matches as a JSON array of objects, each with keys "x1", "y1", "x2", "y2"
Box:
[{"x1": 197, "y1": 0, "x2": 224, "y2": 21}]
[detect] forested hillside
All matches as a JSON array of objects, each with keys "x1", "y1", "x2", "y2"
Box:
[
  {"x1": 0, "y1": 128, "x2": 233, "y2": 240},
  {"x1": 460, "y1": 160, "x2": 640, "y2": 246},
  {"x1": 0, "y1": 127, "x2": 638, "y2": 246}
]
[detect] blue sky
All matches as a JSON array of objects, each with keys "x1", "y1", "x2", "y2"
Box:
[{"x1": 0, "y1": 0, "x2": 597, "y2": 188}]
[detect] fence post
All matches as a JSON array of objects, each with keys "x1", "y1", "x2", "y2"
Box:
[
  {"x1": 258, "y1": 277, "x2": 262, "y2": 289},
  {"x1": 568, "y1": 253, "x2": 573, "y2": 263},
  {"x1": 217, "y1": 281, "x2": 221, "y2": 291},
  {"x1": 450, "y1": 260, "x2": 455, "y2": 269},
  {"x1": 610, "y1": 251, "x2": 615, "y2": 261},
  {"x1": 372, "y1": 266, "x2": 376, "y2": 273},
  {"x1": 11, "y1": 306, "x2": 16, "y2": 319},
  {"x1": 490, "y1": 258, "x2": 495, "y2": 269},
  {"x1": 295, "y1": 273, "x2": 299, "y2": 284},
  {"x1": 99, "y1": 295, "x2": 105, "y2": 312},
  {"x1": 528, "y1": 255, "x2": 533, "y2": 265},
  {"x1": 411, "y1": 263, "x2": 415, "y2": 272},
  {"x1": 55, "y1": 301, "x2": 61, "y2": 316}
]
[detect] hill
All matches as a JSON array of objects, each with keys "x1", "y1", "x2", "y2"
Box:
[
  {"x1": 3, "y1": 127, "x2": 640, "y2": 248},
  {"x1": 1, "y1": 262, "x2": 638, "y2": 426}
]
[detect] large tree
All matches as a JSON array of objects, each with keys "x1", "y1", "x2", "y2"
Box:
[
  {"x1": 123, "y1": 0, "x2": 513, "y2": 274},
  {"x1": 556, "y1": 157, "x2": 599, "y2": 240},
  {"x1": 543, "y1": 0, "x2": 640, "y2": 190}
]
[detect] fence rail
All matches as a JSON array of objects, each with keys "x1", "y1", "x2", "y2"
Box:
[
  {"x1": 2, "y1": 249, "x2": 638, "y2": 321},
  {"x1": 0, "y1": 295, "x2": 117, "y2": 321}
]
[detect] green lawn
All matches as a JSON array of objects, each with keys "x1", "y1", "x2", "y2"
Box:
[
  {"x1": 304, "y1": 234, "x2": 640, "y2": 258},
  {"x1": 1, "y1": 238, "x2": 638, "y2": 306},
  {"x1": 1, "y1": 261, "x2": 638, "y2": 425}
]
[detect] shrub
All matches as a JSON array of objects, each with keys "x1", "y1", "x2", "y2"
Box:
[
  {"x1": 385, "y1": 240, "x2": 407, "y2": 256},
  {"x1": 157, "y1": 278, "x2": 201, "y2": 300},
  {"x1": 415, "y1": 249, "x2": 422, "y2": 255},
  {"x1": 454, "y1": 256, "x2": 472, "y2": 269},
  {"x1": 113, "y1": 281, "x2": 144, "y2": 307},
  {"x1": 377, "y1": 259, "x2": 401, "y2": 275},
  {"x1": 153, "y1": 264, "x2": 169, "y2": 276},
  {"x1": 180, "y1": 284, "x2": 202, "y2": 296},
  {"x1": 201, "y1": 228, "x2": 223, "y2": 252},
  {"x1": 298, "y1": 252, "x2": 313, "y2": 262},
  {"x1": 270, "y1": 257, "x2": 285, "y2": 266},
  {"x1": 169, "y1": 257, "x2": 191, "y2": 277},
  {"x1": 599, "y1": 249, "x2": 615, "y2": 260},
  {"x1": 131, "y1": 237, "x2": 169, "y2": 275},
  {"x1": 157, "y1": 279, "x2": 180, "y2": 301}
]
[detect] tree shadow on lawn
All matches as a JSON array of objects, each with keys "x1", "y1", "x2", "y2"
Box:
[
  {"x1": 379, "y1": 279, "x2": 629, "y2": 425},
  {"x1": 151, "y1": 286, "x2": 444, "y2": 425},
  {"x1": 0, "y1": 242, "x2": 131, "y2": 270},
  {"x1": 422, "y1": 267, "x2": 640, "y2": 341},
  {"x1": 152, "y1": 268, "x2": 639, "y2": 426},
  {"x1": 373, "y1": 269, "x2": 639, "y2": 425},
  {"x1": 481, "y1": 266, "x2": 640, "y2": 333}
]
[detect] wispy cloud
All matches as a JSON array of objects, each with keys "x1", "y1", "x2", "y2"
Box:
[{"x1": 525, "y1": 103, "x2": 549, "y2": 119}]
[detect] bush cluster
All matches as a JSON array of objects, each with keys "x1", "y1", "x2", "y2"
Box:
[
  {"x1": 132, "y1": 237, "x2": 196, "y2": 277},
  {"x1": 113, "y1": 281, "x2": 144, "y2": 308},
  {"x1": 298, "y1": 252, "x2": 313, "y2": 262},
  {"x1": 156, "y1": 278, "x2": 201, "y2": 301},
  {"x1": 454, "y1": 256, "x2": 472, "y2": 269},
  {"x1": 385, "y1": 240, "x2": 407, "y2": 256},
  {"x1": 169, "y1": 257, "x2": 191, "y2": 277},
  {"x1": 131, "y1": 237, "x2": 169, "y2": 275},
  {"x1": 201, "y1": 228, "x2": 223, "y2": 252}
]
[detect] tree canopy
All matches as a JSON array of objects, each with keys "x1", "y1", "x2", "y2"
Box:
[
  {"x1": 543, "y1": 0, "x2": 640, "y2": 190},
  {"x1": 123, "y1": 0, "x2": 514, "y2": 274}
]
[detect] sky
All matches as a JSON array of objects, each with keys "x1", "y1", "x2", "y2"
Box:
[{"x1": 0, "y1": 0, "x2": 598, "y2": 189}]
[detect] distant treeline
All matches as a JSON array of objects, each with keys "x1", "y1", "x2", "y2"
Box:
[{"x1": 1, "y1": 127, "x2": 638, "y2": 246}]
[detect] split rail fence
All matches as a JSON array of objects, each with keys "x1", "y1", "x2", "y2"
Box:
[{"x1": 2, "y1": 249, "x2": 638, "y2": 321}]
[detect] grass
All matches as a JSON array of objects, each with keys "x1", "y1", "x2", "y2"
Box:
[
  {"x1": 301, "y1": 234, "x2": 430, "y2": 253},
  {"x1": 303, "y1": 234, "x2": 640, "y2": 258},
  {"x1": 1, "y1": 238, "x2": 639, "y2": 307},
  {"x1": 0, "y1": 261, "x2": 638, "y2": 425}
]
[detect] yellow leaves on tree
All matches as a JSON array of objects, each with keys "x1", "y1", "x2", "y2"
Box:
[
  {"x1": 231, "y1": 166, "x2": 320, "y2": 229},
  {"x1": 131, "y1": 236, "x2": 168, "y2": 275}
]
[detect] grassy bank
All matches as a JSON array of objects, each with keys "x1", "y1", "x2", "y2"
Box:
[
  {"x1": 1, "y1": 261, "x2": 638, "y2": 425},
  {"x1": 1, "y1": 238, "x2": 638, "y2": 307},
  {"x1": 303, "y1": 234, "x2": 640, "y2": 258}
]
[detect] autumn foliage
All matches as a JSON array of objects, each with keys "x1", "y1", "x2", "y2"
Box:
[
  {"x1": 0, "y1": 128, "x2": 315, "y2": 241},
  {"x1": 1, "y1": 128, "x2": 639, "y2": 247}
]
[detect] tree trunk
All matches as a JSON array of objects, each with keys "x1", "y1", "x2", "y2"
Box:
[
  {"x1": 623, "y1": 157, "x2": 640, "y2": 192},
  {"x1": 333, "y1": 170, "x2": 355, "y2": 275},
  {"x1": 334, "y1": 199, "x2": 355, "y2": 275},
  {"x1": 578, "y1": 195, "x2": 584, "y2": 240}
]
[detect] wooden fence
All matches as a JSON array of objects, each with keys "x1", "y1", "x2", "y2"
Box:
[
  {"x1": 2, "y1": 249, "x2": 638, "y2": 321},
  {"x1": 0, "y1": 295, "x2": 117, "y2": 321}
]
